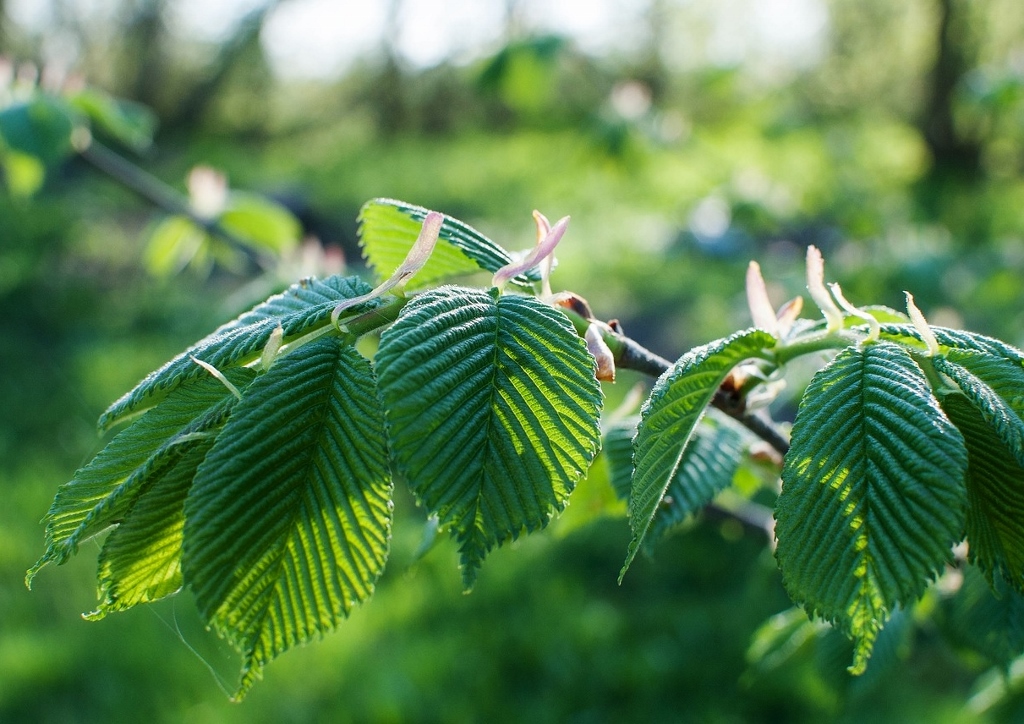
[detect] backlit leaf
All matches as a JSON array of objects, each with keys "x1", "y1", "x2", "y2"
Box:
[
  {"x1": 184, "y1": 339, "x2": 391, "y2": 699},
  {"x1": 99, "y1": 275, "x2": 379, "y2": 431},
  {"x1": 27, "y1": 369, "x2": 254, "y2": 583},
  {"x1": 775, "y1": 342, "x2": 968, "y2": 674},
  {"x1": 375, "y1": 286, "x2": 602, "y2": 588},
  {"x1": 624, "y1": 328, "x2": 775, "y2": 578}
]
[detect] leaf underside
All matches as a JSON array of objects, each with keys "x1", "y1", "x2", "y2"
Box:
[
  {"x1": 646, "y1": 413, "x2": 750, "y2": 551},
  {"x1": 624, "y1": 328, "x2": 775, "y2": 578},
  {"x1": 942, "y1": 395, "x2": 1024, "y2": 590},
  {"x1": 775, "y1": 342, "x2": 968, "y2": 674},
  {"x1": 375, "y1": 286, "x2": 603, "y2": 589},
  {"x1": 184, "y1": 338, "x2": 392, "y2": 699},
  {"x1": 99, "y1": 275, "x2": 379, "y2": 431},
  {"x1": 935, "y1": 350, "x2": 1024, "y2": 465},
  {"x1": 880, "y1": 324, "x2": 1024, "y2": 363},
  {"x1": 606, "y1": 414, "x2": 750, "y2": 551},
  {"x1": 358, "y1": 198, "x2": 540, "y2": 289}
]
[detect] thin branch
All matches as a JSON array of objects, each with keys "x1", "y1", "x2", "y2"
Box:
[
  {"x1": 556, "y1": 304, "x2": 791, "y2": 457},
  {"x1": 76, "y1": 139, "x2": 257, "y2": 255}
]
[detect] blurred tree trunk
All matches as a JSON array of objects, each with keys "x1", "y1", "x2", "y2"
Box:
[
  {"x1": 123, "y1": 0, "x2": 169, "y2": 109},
  {"x1": 374, "y1": 0, "x2": 407, "y2": 137},
  {"x1": 0, "y1": 0, "x2": 8, "y2": 49},
  {"x1": 920, "y1": 0, "x2": 981, "y2": 179},
  {"x1": 166, "y1": 0, "x2": 287, "y2": 132},
  {"x1": 503, "y1": 0, "x2": 525, "y2": 41}
]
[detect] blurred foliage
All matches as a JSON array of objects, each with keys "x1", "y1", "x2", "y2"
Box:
[{"x1": 3, "y1": 0, "x2": 1024, "y2": 720}]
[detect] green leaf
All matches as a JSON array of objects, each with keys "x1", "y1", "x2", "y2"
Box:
[
  {"x1": 184, "y1": 339, "x2": 391, "y2": 700},
  {"x1": 144, "y1": 215, "x2": 208, "y2": 277},
  {"x1": 0, "y1": 95, "x2": 76, "y2": 165},
  {"x1": 775, "y1": 342, "x2": 968, "y2": 674},
  {"x1": 942, "y1": 395, "x2": 1024, "y2": 589},
  {"x1": 604, "y1": 416, "x2": 640, "y2": 501},
  {"x1": 219, "y1": 193, "x2": 301, "y2": 254},
  {"x1": 609, "y1": 412, "x2": 752, "y2": 550},
  {"x1": 880, "y1": 324, "x2": 1024, "y2": 362},
  {"x1": 28, "y1": 370, "x2": 253, "y2": 584},
  {"x1": 99, "y1": 275, "x2": 378, "y2": 431},
  {"x1": 87, "y1": 438, "x2": 215, "y2": 619},
  {"x1": 375, "y1": 286, "x2": 602, "y2": 589},
  {"x1": 645, "y1": 413, "x2": 750, "y2": 551},
  {"x1": 934, "y1": 349, "x2": 1024, "y2": 466},
  {"x1": 1, "y1": 150, "x2": 46, "y2": 196},
  {"x1": 746, "y1": 606, "x2": 826, "y2": 674},
  {"x1": 67, "y1": 88, "x2": 156, "y2": 150},
  {"x1": 358, "y1": 198, "x2": 539, "y2": 288},
  {"x1": 623, "y1": 328, "x2": 775, "y2": 578}
]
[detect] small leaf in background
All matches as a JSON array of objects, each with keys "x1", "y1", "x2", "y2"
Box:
[
  {"x1": 940, "y1": 565, "x2": 1024, "y2": 670},
  {"x1": 184, "y1": 339, "x2": 392, "y2": 699},
  {"x1": 879, "y1": 324, "x2": 1024, "y2": 361},
  {"x1": 607, "y1": 412, "x2": 754, "y2": 550},
  {"x1": 376, "y1": 286, "x2": 602, "y2": 589},
  {"x1": 775, "y1": 342, "x2": 968, "y2": 674},
  {"x1": 144, "y1": 215, "x2": 209, "y2": 277},
  {"x1": 624, "y1": 328, "x2": 775, "y2": 578},
  {"x1": 746, "y1": 606, "x2": 826, "y2": 675},
  {"x1": 0, "y1": 94, "x2": 76, "y2": 165},
  {"x1": 99, "y1": 275, "x2": 378, "y2": 431},
  {"x1": 67, "y1": 88, "x2": 156, "y2": 151},
  {"x1": 219, "y1": 193, "x2": 300, "y2": 255},
  {"x1": 358, "y1": 198, "x2": 539, "y2": 288},
  {"x1": 942, "y1": 395, "x2": 1024, "y2": 590},
  {"x1": 1, "y1": 149, "x2": 46, "y2": 195}
]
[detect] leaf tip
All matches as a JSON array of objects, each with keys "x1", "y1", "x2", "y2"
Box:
[
  {"x1": 619, "y1": 539, "x2": 642, "y2": 584},
  {"x1": 806, "y1": 245, "x2": 843, "y2": 333},
  {"x1": 492, "y1": 213, "x2": 569, "y2": 291},
  {"x1": 746, "y1": 260, "x2": 778, "y2": 336},
  {"x1": 905, "y1": 292, "x2": 939, "y2": 356}
]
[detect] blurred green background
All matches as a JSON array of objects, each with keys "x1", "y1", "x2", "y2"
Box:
[{"x1": 3, "y1": 0, "x2": 1024, "y2": 721}]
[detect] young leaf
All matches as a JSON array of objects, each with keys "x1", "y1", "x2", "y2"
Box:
[
  {"x1": 87, "y1": 439, "x2": 216, "y2": 619},
  {"x1": 375, "y1": 286, "x2": 602, "y2": 589},
  {"x1": 775, "y1": 342, "x2": 968, "y2": 674},
  {"x1": 27, "y1": 370, "x2": 254, "y2": 584},
  {"x1": 880, "y1": 324, "x2": 1024, "y2": 362},
  {"x1": 358, "y1": 199, "x2": 540, "y2": 288},
  {"x1": 183, "y1": 339, "x2": 391, "y2": 700},
  {"x1": 623, "y1": 328, "x2": 775, "y2": 578},
  {"x1": 942, "y1": 395, "x2": 1024, "y2": 590},
  {"x1": 99, "y1": 275, "x2": 379, "y2": 431},
  {"x1": 645, "y1": 413, "x2": 751, "y2": 551}
]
